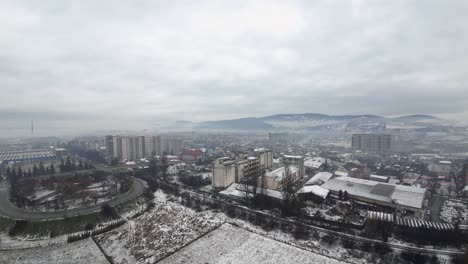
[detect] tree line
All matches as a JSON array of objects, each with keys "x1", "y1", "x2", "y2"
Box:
[{"x1": 4, "y1": 157, "x2": 93, "y2": 179}]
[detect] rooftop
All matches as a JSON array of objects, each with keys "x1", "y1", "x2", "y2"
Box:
[
  {"x1": 297, "y1": 185, "x2": 329, "y2": 199},
  {"x1": 305, "y1": 172, "x2": 333, "y2": 185},
  {"x1": 266, "y1": 166, "x2": 299, "y2": 182},
  {"x1": 321, "y1": 177, "x2": 426, "y2": 209}
]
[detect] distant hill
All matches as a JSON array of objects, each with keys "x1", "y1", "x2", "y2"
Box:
[
  {"x1": 391, "y1": 114, "x2": 439, "y2": 121},
  {"x1": 197, "y1": 117, "x2": 274, "y2": 130},
  {"x1": 195, "y1": 113, "x2": 385, "y2": 130}
]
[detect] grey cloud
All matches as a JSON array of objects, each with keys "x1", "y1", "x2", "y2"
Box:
[{"x1": 0, "y1": 0, "x2": 468, "y2": 136}]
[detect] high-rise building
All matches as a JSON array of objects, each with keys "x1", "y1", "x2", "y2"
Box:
[
  {"x1": 110, "y1": 135, "x2": 164, "y2": 161},
  {"x1": 351, "y1": 134, "x2": 392, "y2": 152},
  {"x1": 105, "y1": 135, "x2": 114, "y2": 156},
  {"x1": 112, "y1": 136, "x2": 122, "y2": 159},
  {"x1": 121, "y1": 137, "x2": 135, "y2": 161},
  {"x1": 144, "y1": 135, "x2": 157, "y2": 157}
]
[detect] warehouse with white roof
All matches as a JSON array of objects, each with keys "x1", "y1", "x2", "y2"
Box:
[{"x1": 321, "y1": 176, "x2": 427, "y2": 218}]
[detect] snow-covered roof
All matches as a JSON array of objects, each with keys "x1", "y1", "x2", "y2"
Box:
[
  {"x1": 321, "y1": 177, "x2": 426, "y2": 210},
  {"x1": 283, "y1": 155, "x2": 303, "y2": 159},
  {"x1": 305, "y1": 172, "x2": 333, "y2": 185},
  {"x1": 334, "y1": 171, "x2": 348, "y2": 177},
  {"x1": 266, "y1": 166, "x2": 299, "y2": 182},
  {"x1": 304, "y1": 157, "x2": 324, "y2": 169},
  {"x1": 220, "y1": 183, "x2": 284, "y2": 200},
  {"x1": 369, "y1": 174, "x2": 389, "y2": 181},
  {"x1": 297, "y1": 185, "x2": 329, "y2": 199},
  {"x1": 254, "y1": 148, "x2": 269, "y2": 152},
  {"x1": 464, "y1": 185, "x2": 468, "y2": 191}
]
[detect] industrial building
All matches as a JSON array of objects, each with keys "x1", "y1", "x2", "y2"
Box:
[
  {"x1": 0, "y1": 149, "x2": 57, "y2": 162},
  {"x1": 254, "y1": 148, "x2": 273, "y2": 169},
  {"x1": 321, "y1": 176, "x2": 427, "y2": 218}
]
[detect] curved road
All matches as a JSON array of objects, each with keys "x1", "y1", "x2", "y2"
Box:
[{"x1": 0, "y1": 177, "x2": 147, "y2": 220}]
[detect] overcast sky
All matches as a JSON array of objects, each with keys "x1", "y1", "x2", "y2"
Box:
[{"x1": 1, "y1": 0, "x2": 468, "y2": 135}]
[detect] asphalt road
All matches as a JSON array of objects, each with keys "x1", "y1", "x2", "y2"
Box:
[{"x1": 0, "y1": 177, "x2": 147, "y2": 220}]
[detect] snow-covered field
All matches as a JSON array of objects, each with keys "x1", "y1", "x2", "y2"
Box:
[
  {"x1": 160, "y1": 223, "x2": 344, "y2": 264},
  {"x1": 0, "y1": 238, "x2": 108, "y2": 264},
  {"x1": 440, "y1": 199, "x2": 468, "y2": 224},
  {"x1": 96, "y1": 190, "x2": 225, "y2": 263}
]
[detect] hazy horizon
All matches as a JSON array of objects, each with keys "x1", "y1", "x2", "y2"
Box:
[{"x1": 1, "y1": 0, "x2": 468, "y2": 136}]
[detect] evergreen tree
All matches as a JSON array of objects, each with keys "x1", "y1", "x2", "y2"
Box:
[
  {"x1": 6, "y1": 167, "x2": 11, "y2": 178},
  {"x1": 27, "y1": 168, "x2": 31, "y2": 177},
  {"x1": 17, "y1": 167, "x2": 23, "y2": 177},
  {"x1": 78, "y1": 160, "x2": 83, "y2": 170},
  {"x1": 50, "y1": 163, "x2": 55, "y2": 174},
  {"x1": 71, "y1": 159, "x2": 77, "y2": 170},
  {"x1": 338, "y1": 190, "x2": 343, "y2": 200},
  {"x1": 33, "y1": 164, "x2": 38, "y2": 176},
  {"x1": 60, "y1": 158, "x2": 65, "y2": 172},
  {"x1": 149, "y1": 151, "x2": 157, "y2": 177},
  {"x1": 39, "y1": 162, "x2": 45, "y2": 175},
  {"x1": 65, "y1": 156, "x2": 72, "y2": 171},
  {"x1": 343, "y1": 191, "x2": 349, "y2": 201},
  {"x1": 11, "y1": 167, "x2": 17, "y2": 178}
]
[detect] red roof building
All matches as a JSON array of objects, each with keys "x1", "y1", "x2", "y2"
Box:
[{"x1": 181, "y1": 149, "x2": 204, "y2": 162}]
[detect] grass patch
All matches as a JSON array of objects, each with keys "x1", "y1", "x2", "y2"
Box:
[{"x1": 10, "y1": 212, "x2": 118, "y2": 237}]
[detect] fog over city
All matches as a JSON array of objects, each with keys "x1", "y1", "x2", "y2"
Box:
[
  {"x1": 3, "y1": 1, "x2": 468, "y2": 264},
  {"x1": 1, "y1": 0, "x2": 468, "y2": 136}
]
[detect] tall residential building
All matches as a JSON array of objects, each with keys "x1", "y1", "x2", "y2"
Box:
[
  {"x1": 105, "y1": 135, "x2": 114, "y2": 156},
  {"x1": 351, "y1": 134, "x2": 392, "y2": 152},
  {"x1": 144, "y1": 135, "x2": 157, "y2": 157},
  {"x1": 121, "y1": 137, "x2": 135, "y2": 161},
  {"x1": 110, "y1": 135, "x2": 164, "y2": 161},
  {"x1": 136, "y1": 136, "x2": 145, "y2": 159},
  {"x1": 112, "y1": 136, "x2": 122, "y2": 159}
]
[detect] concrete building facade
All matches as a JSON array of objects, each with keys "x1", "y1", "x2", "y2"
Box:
[
  {"x1": 352, "y1": 134, "x2": 392, "y2": 152},
  {"x1": 282, "y1": 155, "x2": 304, "y2": 177},
  {"x1": 254, "y1": 148, "x2": 273, "y2": 169}
]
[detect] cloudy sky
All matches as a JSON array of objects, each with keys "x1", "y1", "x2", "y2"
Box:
[{"x1": 1, "y1": 0, "x2": 468, "y2": 135}]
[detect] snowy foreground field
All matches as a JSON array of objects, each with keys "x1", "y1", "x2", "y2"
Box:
[
  {"x1": 160, "y1": 223, "x2": 344, "y2": 264},
  {"x1": 0, "y1": 238, "x2": 108, "y2": 264},
  {"x1": 96, "y1": 190, "x2": 225, "y2": 263}
]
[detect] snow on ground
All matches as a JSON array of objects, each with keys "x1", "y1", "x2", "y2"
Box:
[
  {"x1": 96, "y1": 190, "x2": 224, "y2": 263},
  {"x1": 160, "y1": 223, "x2": 344, "y2": 264},
  {"x1": 227, "y1": 218, "x2": 371, "y2": 264},
  {"x1": 0, "y1": 233, "x2": 65, "y2": 250},
  {"x1": 0, "y1": 238, "x2": 108, "y2": 264},
  {"x1": 440, "y1": 199, "x2": 468, "y2": 224}
]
